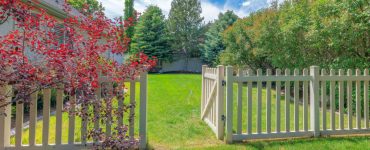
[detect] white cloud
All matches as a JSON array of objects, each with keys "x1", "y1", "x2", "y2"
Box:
[
  {"x1": 97, "y1": 0, "x2": 124, "y2": 19},
  {"x1": 201, "y1": 1, "x2": 224, "y2": 22},
  {"x1": 242, "y1": 1, "x2": 251, "y2": 7},
  {"x1": 98, "y1": 0, "x2": 276, "y2": 21}
]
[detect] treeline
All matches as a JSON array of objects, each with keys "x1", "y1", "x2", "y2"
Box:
[
  {"x1": 131, "y1": 0, "x2": 206, "y2": 68},
  {"x1": 220, "y1": 0, "x2": 369, "y2": 70},
  {"x1": 130, "y1": 0, "x2": 240, "y2": 69}
]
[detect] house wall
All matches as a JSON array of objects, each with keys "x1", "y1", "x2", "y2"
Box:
[
  {"x1": 0, "y1": 19, "x2": 14, "y2": 36},
  {"x1": 160, "y1": 57, "x2": 203, "y2": 73}
]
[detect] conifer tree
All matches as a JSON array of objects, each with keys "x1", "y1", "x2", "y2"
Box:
[{"x1": 132, "y1": 6, "x2": 171, "y2": 64}]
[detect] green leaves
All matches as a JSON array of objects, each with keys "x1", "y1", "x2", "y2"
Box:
[
  {"x1": 221, "y1": 0, "x2": 369, "y2": 69},
  {"x1": 67, "y1": 0, "x2": 104, "y2": 15},
  {"x1": 167, "y1": 0, "x2": 204, "y2": 58}
]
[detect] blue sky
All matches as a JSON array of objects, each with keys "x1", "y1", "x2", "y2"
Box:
[{"x1": 97, "y1": 0, "x2": 284, "y2": 22}]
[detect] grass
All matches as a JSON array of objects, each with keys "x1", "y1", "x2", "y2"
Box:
[{"x1": 11, "y1": 74, "x2": 370, "y2": 149}]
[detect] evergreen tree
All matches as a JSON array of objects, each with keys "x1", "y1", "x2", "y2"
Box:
[
  {"x1": 167, "y1": 0, "x2": 204, "y2": 70},
  {"x1": 131, "y1": 6, "x2": 172, "y2": 64},
  {"x1": 201, "y1": 11, "x2": 238, "y2": 66}
]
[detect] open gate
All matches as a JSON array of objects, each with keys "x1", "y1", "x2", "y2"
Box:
[{"x1": 200, "y1": 65, "x2": 225, "y2": 140}]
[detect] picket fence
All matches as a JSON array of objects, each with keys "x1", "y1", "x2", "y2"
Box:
[
  {"x1": 201, "y1": 65, "x2": 369, "y2": 143},
  {"x1": 0, "y1": 72, "x2": 148, "y2": 150}
]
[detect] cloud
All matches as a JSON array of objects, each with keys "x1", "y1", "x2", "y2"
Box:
[
  {"x1": 201, "y1": 1, "x2": 223, "y2": 22},
  {"x1": 98, "y1": 0, "x2": 278, "y2": 21},
  {"x1": 97, "y1": 0, "x2": 124, "y2": 19},
  {"x1": 242, "y1": 1, "x2": 251, "y2": 7}
]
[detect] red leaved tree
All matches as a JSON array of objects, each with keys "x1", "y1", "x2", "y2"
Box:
[{"x1": 0, "y1": 0, "x2": 156, "y2": 149}]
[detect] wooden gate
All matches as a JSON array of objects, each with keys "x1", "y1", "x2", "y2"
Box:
[{"x1": 201, "y1": 65, "x2": 225, "y2": 140}]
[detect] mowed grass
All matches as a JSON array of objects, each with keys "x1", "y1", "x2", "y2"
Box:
[{"x1": 11, "y1": 74, "x2": 370, "y2": 149}]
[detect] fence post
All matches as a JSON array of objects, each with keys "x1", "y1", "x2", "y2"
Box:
[
  {"x1": 310, "y1": 66, "x2": 320, "y2": 137},
  {"x1": 139, "y1": 71, "x2": 148, "y2": 150},
  {"x1": 0, "y1": 84, "x2": 11, "y2": 149},
  {"x1": 216, "y1": 65, "x2": 225, "y2": 140},
  {"x1": 225, "y1": 66, "x2": 233, "y2": 143},
  {"x1": 201, "y1": 65, "x2": 207, "y2": 118}
]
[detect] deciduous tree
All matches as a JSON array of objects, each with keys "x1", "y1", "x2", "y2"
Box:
[{"x1": 167, "y1": 0, "x2": 203, "y2": 71}]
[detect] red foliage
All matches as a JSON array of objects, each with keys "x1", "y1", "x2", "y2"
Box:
[
  {"x1": 0, "y1": 0, "x2": 155, "y2": 97},
  {"x1": 0, "y1": 1, "x2": 156, "y2": 148}
]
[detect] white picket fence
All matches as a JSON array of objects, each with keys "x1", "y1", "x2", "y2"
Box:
[
  {"x1": 201, "y1": 65, "x2": 370, "y2": 143},
  {"x1": 0, "y1": 72, "x2": 148, "y2": 150}
]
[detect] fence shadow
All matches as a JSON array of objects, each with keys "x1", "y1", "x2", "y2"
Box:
[{"x1": 231, "y1": 135, "x2": 369, "y2": 150}]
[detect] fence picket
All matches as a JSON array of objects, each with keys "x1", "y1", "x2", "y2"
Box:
[
  {"x1": 247, "y1": 69, "x2": 253, "y2": 134},
  {"x1": 237, "y1": 69, "x2": 243, "y2": 134},
  {"x1": 68, "y1": 94, "x2": 76, "y2": 144},
  {"x1": 42, "y1": 89, "x2": 51, "y2": 146},
  {"x1": 355, "y1": 69, "x2": 361, "y2": 129},
  {"x1": 130, "y1": 81, "x2": 136, "y2": 138},
  {"x1": 266, "y1": 69, "x2": 272, "y2": 133},
  {"x1": 117, "y1": 83, "x2": 124, "y2": 127},
  {"x1": 339, "y1": 69, "x2": 344, "y2": 130},
  {"x1": 106, "y1": 83, "x2": 113, "y2": 137},
  {"x1": 55, "y1": 86, "x2": 64, "y2": 145},
  {"x1": 294, "y1": 69, "x2": 299, "y2": 132},
  {"x1": 364, "y1": 69, "x2": 369, "y2": 129},
  {"x1": 347, "y1": 69, "x2": 352, "y2": 129},
  {"x1": 29, "y1": 92, "x2": 38, "y2": 146},
  {"x1": 285, "y1": 69, "x2": 291, "y2": 132},
  {"x1": 81, "y1": 92, "x2": 88, "y2": 145},
  {"x1": 15, "y1": 98, "x2": 23, "y2": 147},
  {"x1": 275, "y1": 69, "x2": 281, "y2": 133},
  {"x1": 321, "y1": 69, "x2": 327, "y2": 131},
  {"x1": 257, "y1": 69, "x2": 262, "y2": 134},
  {"x1": 330, "y1": 69, "x2": 335, "y2": 130},
  {"x1": 94, "y1": 85, "x2": 101, "y2": 144},
  {"x1": 303, "y1": 69, "x2": 309, "y2": 131}
]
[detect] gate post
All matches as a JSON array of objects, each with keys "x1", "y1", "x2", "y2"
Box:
[
  {"x1": 216, "y1": 65, "x2": 225, "y2": 140},
  {"x1": 225, "y1": 66, "x2": 233, "y2": 143},
  {"x1": 139, "y1": 72, "x2": 148, "y2": 150},
  {"x1": 310, "y1": 66, "x2": 320, "y2": 137},
  {"x1": 201, "y1": 65, "x2": 207, "y2": 118}
]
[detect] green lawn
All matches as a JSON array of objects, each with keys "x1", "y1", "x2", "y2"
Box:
[{"x1": 11, "y1": 74, "x2": 370, "y2": 149}]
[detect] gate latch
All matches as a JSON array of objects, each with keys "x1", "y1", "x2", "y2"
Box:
[{"x1": 221, "y1": 115, "x2": 226, "y2": 121}]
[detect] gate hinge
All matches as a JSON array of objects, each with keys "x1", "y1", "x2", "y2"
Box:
[
  {"x1": 221, "y1": 115, "x2": 226, "y2": 121},
  {"x1": 221, "y1": 80, "x2": 226, "y2": 86}
]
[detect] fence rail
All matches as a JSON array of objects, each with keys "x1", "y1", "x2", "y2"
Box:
[
  {"x1": 202, "y1": 65, "x2": 370, "y2": 143},
  {"x1": 0, "y1": 72, "x2": 148, "y2": 150}
]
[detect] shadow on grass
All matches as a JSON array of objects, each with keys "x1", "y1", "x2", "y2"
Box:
[{"x1": 231, "y1": 136, "x2": 369, "y2": 150}]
